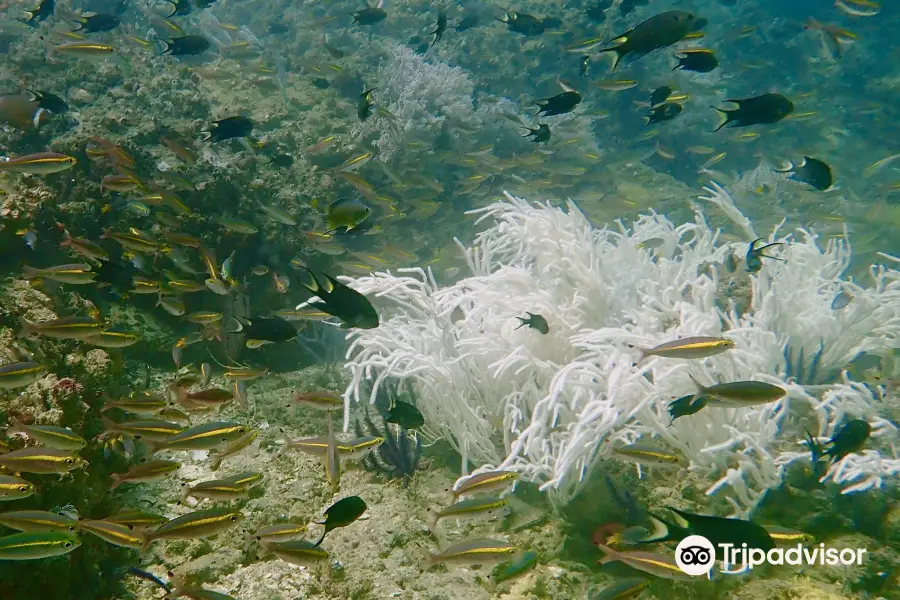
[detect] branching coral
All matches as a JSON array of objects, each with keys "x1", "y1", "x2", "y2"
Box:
[
  {"x1": 341, "y1": 189, "x2": 900, "y2": 515},
  {"x1": 350, "y1": 42, "x2": 480, "y2": 160}
]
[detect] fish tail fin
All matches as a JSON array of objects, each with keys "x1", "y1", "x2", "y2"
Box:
[
  {"x1": 144, "y1": 439, "x2": 162, "y2": 455},
  {"x1": 140, "y1": 534, "x2": 154, "y2": 557},
  {"x1": 712, "y1": 107, "x2": 731, "y2": 132},
  {"x1": 225, "y1": 317, "x2": 243, "y2": 333},
  {"x1": 774, "y1": 160, "x2": 794, "y2": 173},
  {"x1": 688, "y1": 374, "x2": 706, "y2": 395},
  {"x1": 639, "y1": 514, "x2": 673, "y2": 543},
  {"x1": 426, "y1": 508, "x2": 440, "y2": 531},
  {"x1": 805, "y1": 429, "x2": 824, "y2": 464},
  {"x1": 7, "y1": 416, "x2": 26, "y2": 435},
  {"x1": 594, "y1": 542, "x2": 622, "y2": 564},
  {"x1": 596, "y1": 43, "x2": 624, "y2": 71},
  {"x1": 209, "y1": 455, "x2": 222, "y2": 471},
  {"x1": 166, "y1": 385, "x2": 187, "y2": 407},
  {"x1": 17, "y1": 318, "x2": 35, "y2": 338},
  {"x1": 21, "y1": 265, "x2": 42, "y2": 280},
  {"x1": 312, "y1": 527, "x2": 327, "y2": 548},
  {"x1": 108, "y1": 473, "x2": 124, "y2": 491},
  {"x1": 276, "y1": 428, "x2": 293, "y2": 458}
]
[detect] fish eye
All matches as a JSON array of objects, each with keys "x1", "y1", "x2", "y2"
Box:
[
  {"x1": 238, "y1": 428, "x2": 246, "y2": 433},
  {"x1": 63, "y1": 541, "x2": 73, "y2": 548},
  {"x1": 230, "y1": 515, "x2": 238, "y2": 522},
  {"x1": 18, "y1": 485, "x2": 29, "y2": 492},
  {"x1": 66, "y1": 458, "x2": 75, "y2": 465}
]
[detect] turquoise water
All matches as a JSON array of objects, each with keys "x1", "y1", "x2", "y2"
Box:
[{"x1": 0, "y1": 0, "x2": 899, "y2": 598}]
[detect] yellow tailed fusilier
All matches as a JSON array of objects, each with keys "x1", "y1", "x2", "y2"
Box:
[
  {"x1": 8, "y1": 417, "x2": 85, "y2": 450},
  {"x1": 148, "y1": 421, "x2": 250, "y2": 452},
  {"x1": 143, "y1": 509, "x2": 244, "y2": 550},
  {"x1": 0, "y1": 510, "x2": 78, "y2": 533},
  {"x1": 637, "y1": 336, "x2": 734, "y2": 360},
  {"x1": 0, "y1": 448, "x2": 85, "y2": 474},
  {"x1": 0, "y1": 152, "x2": 77, "y2": 174},
  {"x1": 0, "y1": 531, "x2": 81, "y2": 560},
  {"x1": 0, "y1": 475, "x2": 36, "y2": 501},
  {"x1": 0, "y1": 361, "x2": 46, "y2": 389}
]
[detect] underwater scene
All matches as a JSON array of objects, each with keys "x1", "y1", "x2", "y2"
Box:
[{"x1": 1, "y1": 0, "x2": 900, "y2": 598}]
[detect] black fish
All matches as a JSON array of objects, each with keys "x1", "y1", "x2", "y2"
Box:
[
  {"x1": 776, "y1": 156, "x2": 833, "y2": 191},
  {"x1": 745, "y1": 239, "x2": 784, "y2": 273},
  {"x1": 522, "y1": 124, "x2": 550, "y2": 143},
  {"x1": 650, "y1": 86, "x2": 673, "y2": 107},
  {"x1": 94, "y1": 259, "x2": 135, "y2": 294},
  {"x1": 268, "y1": 23, "x2": 289, "y2": 35},
  {"x1": 205, "y1": 116, "x2": 253, "y2": 142},
  {"x1": 161, "y1": 35, "x2": 211, "y2": 56},
  {"x1": 312, "y1": 78, "x2": 330, "y2": 89},
  {"x1": 27, "y1": 90, "x2": 68, "y2": 114},
  {"x1": 23, "y1": 0, "x2": 55, "y2": 26},
  {"x1": 534, "y1": 91, "x2": 581, "y2": 117},
  {"x1": 352, "y1": 7, "x2": 387, "y2": 25},
  {"x1": 646, "y1": 102, "x2": 682, "y2": 125},
  {"x1": 673, "y1": 49, "x2": 718, "y2": 73},
  {"x1": 515, "y1": 312, "x2": 549, "y2": 334},
  {"x1": 823, "y1": 420, "x2": 871, "y2": 464},
  {"x1": 713, "y1": 93, "x2": 793, "y2": 131},
  {"x1": 228, "y1": 316, "x2": 298, "y2": 342},
  {"x1": 498, "y1": 11, "x2": 545, "y2": 36},
  {"x1": 456, "y1": 15, "x2": 479, "y2": 32},
  {"x1": 72, "y1": 13, "x2": 119, "y2": 33},
  {"x1": 313, "y1": 496, "x2": 367, "y2": 547},
  {"x1": 299, "y1": 268, "x2": 379, "y2": 329},
  {"x1": 431, "y1": 11, "x2": 447, "y2": 46},
  {"x1": 385, "y1": 400, "x2": 424, "y2": 430},
  {"x1": 599, "y1": 11, "x2": 700, "y2": 70},
  {"x1": 164, "y1": 0, "x2": 191, "y2": 17},
  {"x1": 644, "y1": 507, "x2": 775, "y2": 559},
  {"x1": 358, "y1": 87, "x2": 375, "y2": 121},
  {"x1": 667, "y1": 394, "x2": 708, "y2": 423}
]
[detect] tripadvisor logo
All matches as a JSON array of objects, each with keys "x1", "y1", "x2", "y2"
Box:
[{"x1": 675, "y1": 535, "x2": 867, "y2": 576}]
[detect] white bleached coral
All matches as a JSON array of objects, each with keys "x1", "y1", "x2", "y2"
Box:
[
  {"x1": 351, "y1": 42, "x2": 480, "y2": 160},
  {"x1": 341, "y1": 189, "x2": 900, "y2": 515}
]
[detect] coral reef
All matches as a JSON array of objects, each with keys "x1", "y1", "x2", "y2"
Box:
[{"x1": 342, "y1": 188, "x2": 900, "y2": 515}]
